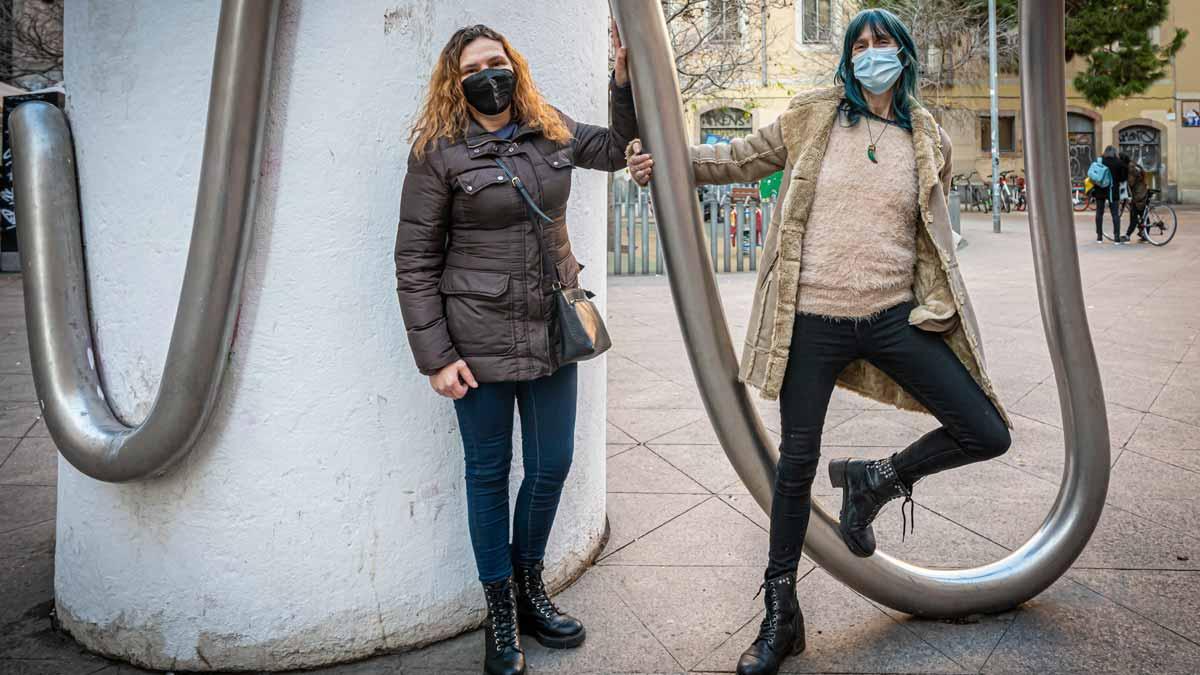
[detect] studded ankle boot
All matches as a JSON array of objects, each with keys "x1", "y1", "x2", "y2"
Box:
[
  {"x1": 828, "y1": 456, "x2": 914, "y2": 557},
  {"x1": 513, "y1": 561, "x2": 586, "y2": 649},
  {"x1": 736, "y1": 572, "x2": 805, "y2": 675},
  {"x1": 482, "y1": 576, "x2": 525, "y2": 675}
]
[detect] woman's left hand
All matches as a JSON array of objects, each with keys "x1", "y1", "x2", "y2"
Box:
[{"x1": 612, "y1": 19, "x2": 629, "y2": 87}]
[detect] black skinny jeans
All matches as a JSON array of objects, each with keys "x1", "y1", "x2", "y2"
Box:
[
  {"x1": 765, "y1": 301, "x2": 1011, "y2": 579},
  {"x1": 1093, "y1": 187, "x2": 1121, "y2": 241}
]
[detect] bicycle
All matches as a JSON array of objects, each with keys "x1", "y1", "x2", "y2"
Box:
[
  {"x1": 1071, "y1": 181, "x2": 1093, "y2": 212},
  {"x1": 1105, "y1": 189, "x2": 1178, "y2": 246}
]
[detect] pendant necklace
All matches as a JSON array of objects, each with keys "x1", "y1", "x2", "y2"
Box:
[{"x1": 865, "y1": 114, "x2": 891, "y2": 164}]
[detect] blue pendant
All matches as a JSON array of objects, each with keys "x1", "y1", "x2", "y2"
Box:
[{"x1": 867, "y1": 144, "x2": 878, "y2": 163}]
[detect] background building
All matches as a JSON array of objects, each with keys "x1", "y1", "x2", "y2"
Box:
[{"x1": 687, "y1": 0, "x2": 1200, "y2": 203}]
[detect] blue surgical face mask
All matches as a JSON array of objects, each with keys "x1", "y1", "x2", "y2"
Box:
[{"x1": 852, "y1": 46, "x2": 903, "y2": 95}]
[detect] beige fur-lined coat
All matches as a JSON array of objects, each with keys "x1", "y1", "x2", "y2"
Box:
[{"x1": 685, "y1": 86, "x2": 1010, "y2": 426}]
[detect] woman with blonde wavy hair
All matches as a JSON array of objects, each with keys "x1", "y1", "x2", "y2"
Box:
[{"x1": 394, "y1": 21, "x2": 637, "y2": 675}]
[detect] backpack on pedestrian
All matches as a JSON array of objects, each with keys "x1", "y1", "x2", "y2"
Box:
[{"x1": 1087, "y1": 158, "x2": 1111, "y2": 189}]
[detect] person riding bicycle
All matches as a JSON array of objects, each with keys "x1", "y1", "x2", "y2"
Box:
[{"x1": 1120, "y1": 152, "x2": 1150, "y2": 243}]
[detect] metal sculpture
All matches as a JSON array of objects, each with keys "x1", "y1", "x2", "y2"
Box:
[
  {"x1": 10, "y1": 0, "x2": 280, "y2": 482},
  {"x1": 611, "y1": 0, "x2": 1109, "y2": 617},
  {"x1": 13, "y1": 0, "x2": 1107, "y2": 618}
]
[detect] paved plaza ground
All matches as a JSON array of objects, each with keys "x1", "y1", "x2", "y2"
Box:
[{"x1": 2, "y1": 209, "x2": 1199, "y2": 674}]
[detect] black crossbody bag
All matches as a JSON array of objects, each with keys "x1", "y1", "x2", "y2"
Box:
[{"x1": 494, "y1": 157, "x2": 611, "y2": 365}]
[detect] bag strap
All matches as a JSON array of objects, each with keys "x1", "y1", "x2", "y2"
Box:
[{"x1": 495, "y1": 157, "x2": 563, "y2": 289}]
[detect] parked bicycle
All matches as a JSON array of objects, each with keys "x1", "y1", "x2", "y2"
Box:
[
  {"x1": 1103, "y1": 189, "x2": 1178, "y2": 246},
  {"x1": 1071, "y1": 180, "x2": 1095, "y2": 212}
]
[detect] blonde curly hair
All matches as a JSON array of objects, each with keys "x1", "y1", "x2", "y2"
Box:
[{"x1": 409, "y1": 24, "x2": 570, "y2": 157}]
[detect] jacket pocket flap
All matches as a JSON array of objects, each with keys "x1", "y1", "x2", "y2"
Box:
[
  {"x1": 439, "y1": 268, "x2": 510, "y2": 298},
  {"x1": 455, "y1": 168, "x2": 510, "y2": 195},
  {"x1": 547, "y1": 147, "x2": 574, "y2": 170}
]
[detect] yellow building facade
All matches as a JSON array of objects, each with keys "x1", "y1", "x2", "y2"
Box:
[{"x1": 689, "y1": 0, "x2": 1200, "y2": 203}]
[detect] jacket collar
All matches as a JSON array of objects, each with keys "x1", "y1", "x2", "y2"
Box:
[{"x1": 465, "y1": 115, "x2": 540, "y2": 148}]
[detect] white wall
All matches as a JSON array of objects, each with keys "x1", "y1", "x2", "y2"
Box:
[{"x1": 57, "y1": 1, "x2": 610, "y2": 669}]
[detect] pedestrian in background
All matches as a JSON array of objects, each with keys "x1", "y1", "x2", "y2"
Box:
[
  {"x1": 1121, "y1": 153, "x2": 1150, "y2": 242},
  {"x1": 1091, "y1": 146, "x2": 1126, "y2": 244}
]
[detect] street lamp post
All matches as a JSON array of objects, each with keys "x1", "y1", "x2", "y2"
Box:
[{"x1": 989, "y1": 0, "x2": 1001, "y2": 232}]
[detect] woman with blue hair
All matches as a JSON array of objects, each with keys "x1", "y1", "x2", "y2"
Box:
[{"x1": 627, "y1": 9, "x2": 1011, "y2": 673}]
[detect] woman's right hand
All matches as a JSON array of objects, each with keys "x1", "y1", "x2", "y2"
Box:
[
  {"x1": 430, "y1": 359, "x2": 478, "y2": 399},
  {"x1": 627, "y1": 139, "x2": 654, "y2": 186}
]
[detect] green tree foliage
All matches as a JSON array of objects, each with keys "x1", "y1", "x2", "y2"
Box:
[{"x1": 1065, "y1": 0, "x2": 1186, "y2": 108}]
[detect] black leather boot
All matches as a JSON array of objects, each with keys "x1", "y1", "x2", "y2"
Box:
[
  {"x1": 828, "y1": 456, "x2": 913, "y2": 557},
  {"x1": 482, "y1": 577, "x2": 525, "y2": 675},
  {"x1": 736, "y1": 572, "x2": 805, "y2": 675},
  {"x1": 514, "y1": 561, "x2": 586, "y2": 649}
]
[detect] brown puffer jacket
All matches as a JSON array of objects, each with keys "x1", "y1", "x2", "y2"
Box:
[{"x1": 395, "y1": 78, "x2": 637, "y2": 382}]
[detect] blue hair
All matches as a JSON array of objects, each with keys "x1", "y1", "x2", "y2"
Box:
[{"x1": 834, "y1": 8, "x2": 920, "y2": 131}]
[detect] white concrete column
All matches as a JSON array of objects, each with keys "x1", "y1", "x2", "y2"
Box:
[{"x1": 56, "y1": 1, "x2": 610, "y2": 669}]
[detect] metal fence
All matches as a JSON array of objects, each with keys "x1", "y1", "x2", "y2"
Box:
[{"x1": 609, "y1": 178, "x2": 776, "y2": 275}]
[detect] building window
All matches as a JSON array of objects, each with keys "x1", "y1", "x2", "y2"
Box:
[
  {"x1": 700, "y1": 107, "x2": 752, "y2": 144},
  {"x1": 798, "y1": 0, "x2": 834, "y2": 45},
  {"x1": 708, "y1": 0, "x2": 742, "y2": 44},
  {"x1": 980, "y1": 115, "x2": 1016, "y2": 153}
]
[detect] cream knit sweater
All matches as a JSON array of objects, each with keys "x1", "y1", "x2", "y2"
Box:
[{"x1": 796, "y1": 115, "x2": 919, "y2": 319}]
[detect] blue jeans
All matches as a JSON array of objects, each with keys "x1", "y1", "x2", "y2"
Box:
[{"x1": 453, "y1": 363, "x2": 578, "y2": 583}]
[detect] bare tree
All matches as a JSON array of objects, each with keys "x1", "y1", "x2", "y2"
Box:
[
  {"x1": 858, "y1": 0, "x2": 1018, "y2": 105},
  {"x1": 1, "y1": 0, "x2": 64, "y2": 88},
  {"x1": 664, "y1": 0, "x2": 791, "y2": 104}
]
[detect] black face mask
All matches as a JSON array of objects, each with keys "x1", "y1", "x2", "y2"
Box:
[{"x1": 462, "y1": 68, "x2": 515, "y2": 116}]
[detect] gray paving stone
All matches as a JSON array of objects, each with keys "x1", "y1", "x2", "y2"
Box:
[
  {"x1": 1128, "y1": 412, "x2": 1200, "y2": 452},
  {"x1": 602, "y1": 492, "x2": 708, "y2": 559},
  {"x1": 0, "y1": 405, "x2": 38, "y2": 438},
  {"x1": 1123, "y1": 446, "x2": 1200, "y2": 474},
  {"x1": 1168, "y1": 358, "x2": 1200, "y2": 389},
  {"x1": 24, "y1": 418, "x2": 47, "y2": 439},
  {"x1": 607, "y1": 408, "x2": 706, "y2": 445},
  {"x1": 0, "y1": 485, "x2": 55, "y2": 533},
  {"x1": 606, "y1": 421, "x2": 635, "y2": 445},
  {"x1": 400, "y1": 567, "x2": 681, "y2": 674},
  {"x1": 810, "y1": 494, "x2": 1012, "y2": 569},
  {"x1": 821, "y1": 410, "x2": 942, "y2": 448},
  {"x1": 606, "y1": 446, "x2": 708, "y2": 495},
  {"x1": 1106, "y1": 451, "x2": 1200, "y2": 536},
  {"x1": 599, "y1": 563, "x2": 773, "y2": 670},
  {"x1": 600, "y1": 497, "x2": 767, "y2": 567},
  {"x1": 870, "y1": 606, "x2": 1017, "y2": 673},
  {"x1": 646, "y1": 443, "x2": 743, "y2": 493},
  {"x1": 718, "y1": 493, "x2": 769, "y2": 530},
  {"x1": 1151, "y1": 382, "x2": 1200, "y2": 426},
  {"x1": 695, "y1": 569, "x2": 965, "y2": 673},
  {"x1": 606, "y1": 442, "x2": 636, "y2": 458},
  {"x1": 0, "y1": 438, "x2": 57, "y2": 486},
  {"x1": 1010, "y1": 381, "x2": 1145, "y2": 447},
  {"x1": 1075, "y1": 504, "x2": 1199, "y2": 570},
  {"x1": 983, "y1": 577, "x2": 1200, "y2": 674},
  {"x1": 0, "y1": 374, "x2": 36, "y2": 403},
  {"x1": 1068, "y1": 569, "x2": 1200, "y2": 644}
]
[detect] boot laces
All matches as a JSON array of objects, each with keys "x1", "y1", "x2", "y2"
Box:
[
  {"x1": 871, "y1": 459, "x2": 917, "y2": 541},
  {"x1": 520, "y1": 566, "x2": 561, "y2": 617},
  {"x1": 751, "y1": 577, "x2": 788, "y2": 646},
  {"x1": 485, "y1": 584, "x2": 519, "y2": 649}
]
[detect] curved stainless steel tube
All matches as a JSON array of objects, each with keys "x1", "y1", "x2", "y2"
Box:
[
  {"x1": 10, "y1": 0, "x2": 280, "y2": 482},
  {"x1": 611, "y1": 0, "x2": 1109, "y2": 617}
]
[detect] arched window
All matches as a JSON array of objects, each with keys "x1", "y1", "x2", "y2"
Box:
[
  {"x1": 700, "y1": 107, "x2": 752, "y2": 144},
  {"x1": 1119, "y1": 125, "x2": 1162, "y2": 190},
  {"x1": 1067, "y1": 113, "x2": 1095, "y2": 183}
]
